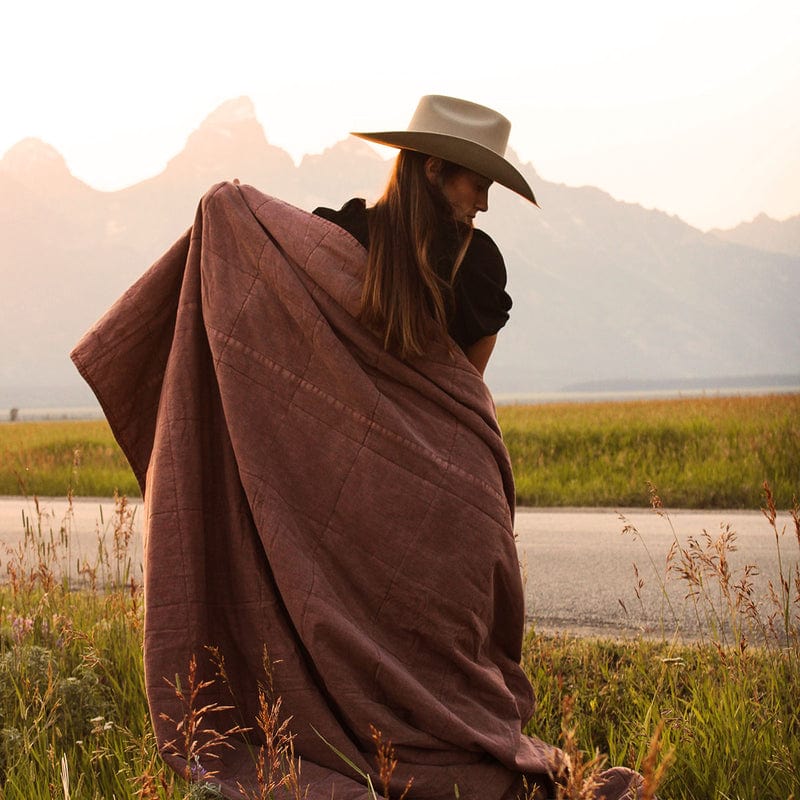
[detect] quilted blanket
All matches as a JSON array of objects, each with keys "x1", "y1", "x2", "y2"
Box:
[{"x1": 71, "y1": 183, "x2": 640, "y2": 800}]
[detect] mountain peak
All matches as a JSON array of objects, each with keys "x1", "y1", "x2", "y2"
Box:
[
  {"x1": 164, "y1": 95, "x2": 294, "y2": 182},
  {"x1": 742, "y1": 212, "x2": 776, "y2": 228},
  {"x1": 1, "y1": 137, "x2": 69, "y2": 175},
  {"x1": 299, "y1": 136, "x2": 386, "y2": 167},
  {"x1": 711, "y1": 210, "x2": 800, "y2": 257},
  {"x1": 199, "y1": 96, "x2": 257, "y2": 129},
  {"x1": 185, "y1": 95, "x2": 266, "y2": 149}
]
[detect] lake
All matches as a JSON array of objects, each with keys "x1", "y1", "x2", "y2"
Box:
[{"x1": 3, "y1": 381, "x2": 799, "y2": 421}]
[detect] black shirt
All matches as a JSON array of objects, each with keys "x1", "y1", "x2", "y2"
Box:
[{"x1": 313, "y1": 198, "x2": 512, "y2": 350}]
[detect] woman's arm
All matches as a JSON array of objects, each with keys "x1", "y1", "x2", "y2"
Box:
[{"x1": 464, "y1": 334, "x2": 497, "y2": 376}]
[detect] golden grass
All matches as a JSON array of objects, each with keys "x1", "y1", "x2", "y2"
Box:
[
  {"x1": 1, "y1": 394, "x2": 797, "y2": 508},
  {"x1": 0, "y1": 419, "x2": 138, "y2": 497},
  {"x1": 499, "y1": 393, "x2": 799, "y2": 507}
]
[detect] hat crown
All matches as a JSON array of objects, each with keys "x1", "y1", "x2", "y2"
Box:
[{"x1": 408, "y1": 95, "x2": 511, "y2": 159}]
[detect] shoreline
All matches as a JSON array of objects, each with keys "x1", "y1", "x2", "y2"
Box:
[{"x1": 3, "y1": 384, "x2": 799, "y2": 422}]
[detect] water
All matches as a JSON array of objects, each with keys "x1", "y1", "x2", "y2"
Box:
[
  {"x1": 494, "y1": 384, "x2": 800, "y2": 406},
  {"x1": 1, "y1": 406, "x2": 105, "y2": 422},
  {"x1": 0, "y1": 383, "x2": 102, "y2": 421},
  {"x1": 3, "y1": 382, "x2": 798, "y2": 421}
]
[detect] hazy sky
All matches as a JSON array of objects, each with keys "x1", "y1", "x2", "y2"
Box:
[{"x1": 2, "y1": 0, "x2": 798, "y2": 231}]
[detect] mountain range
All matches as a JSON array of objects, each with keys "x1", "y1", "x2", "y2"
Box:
[{"x1": 1, "y1": 96, "x2": 798, "y2": 409}]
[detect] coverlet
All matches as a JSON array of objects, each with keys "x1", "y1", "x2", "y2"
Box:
[{"x1": 71, "y1": 183, "x2": 638, "y2": 799}]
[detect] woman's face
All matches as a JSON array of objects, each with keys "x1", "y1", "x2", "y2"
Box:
[{"x1": 428, "y1": 160, "x2": 493, "y2": 224}]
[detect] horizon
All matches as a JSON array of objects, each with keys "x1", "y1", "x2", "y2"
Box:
[
  {"x1": 3, "y1": 375, "x2": 799, "y2": 420},
  {"x1": 2, "y1": 1, "x2": 799, "y2": 233}
]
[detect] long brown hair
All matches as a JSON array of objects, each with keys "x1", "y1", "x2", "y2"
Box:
[{"x1": 361, "y1": 150, "x2": 473, "y2": 358}]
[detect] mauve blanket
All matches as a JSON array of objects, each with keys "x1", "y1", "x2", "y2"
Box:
[{"x1": 71, "y1": 183, "x2": 640, "y2": 800}]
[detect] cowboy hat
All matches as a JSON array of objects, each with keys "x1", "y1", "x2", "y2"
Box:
[{"x1": 351, "y1": 94, "x2": 536, "y2": 205}]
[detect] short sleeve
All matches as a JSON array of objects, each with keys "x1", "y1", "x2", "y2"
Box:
[
  {"x1": 312, "y1": 198, "x2": 369, "y2": 249},
  {"x1": 312, "y1": 202, "x2": 512, "y2": 352},
  {"x1": 450, "y1": 229, "x2": 513, "y2": 348}
]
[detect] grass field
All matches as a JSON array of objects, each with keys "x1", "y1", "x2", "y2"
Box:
[
  {"x1": 0, "y1": 419, "x2": 140, "y2": 498},
  {"x1": 1, "y1": 394, "x2": 798, "y2": 508},
  {"x1": 498, "y1": 393, "x2": 799, "y2": 508},
  {"x1": 0, "y1": 491, "x2": 797, "y2": 797}
]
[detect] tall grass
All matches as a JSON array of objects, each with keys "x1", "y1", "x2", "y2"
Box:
[
  {"x1": 3, "y1": 394, "x2": 796, "y2": 507},
  {"x1": 0, "y1": 420, "x2": 139, "y2": 498},
  {"x1": 1, "y1": 395, "x2": 798, "y2": 797},
  {"x1": 523, "y1": 485, "x2": 800, "y2": 799},
  {"x1": 0, "y1": 484, "x2": 797, "y2": 797},
  {"x1": 0, "y1": 495, "x2": 177, "y2": 798},
  {"x1": 499, "y1": 394, "x2": 799, "y2": 508}
]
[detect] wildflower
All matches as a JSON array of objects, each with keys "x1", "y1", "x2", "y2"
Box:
[
  {"x1": 191, "y1": 755, "x2": 210, "y2": 780},
  {"x1": 9, "y1": 613, "x2": 34, "y2": 643}
]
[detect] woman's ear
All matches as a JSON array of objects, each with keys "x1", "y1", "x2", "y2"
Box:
[{"x1": 424, "y1": 157, "x2": 443, "y2": 185}]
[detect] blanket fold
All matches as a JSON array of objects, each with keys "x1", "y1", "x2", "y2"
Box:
[{"x1": 70, "y1": 183, "x2": 630, "y2": 799}]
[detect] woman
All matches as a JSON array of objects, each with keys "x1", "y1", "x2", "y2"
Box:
[
  {"x1": 305, "y1": 96, "x2": 651, "y2": 800},
  {"x1": 71, "y1": 96, "x2": 651, "y2": 800},
  {"x1": 314, "y1": 94, "x2": 536, "y2": 377}
]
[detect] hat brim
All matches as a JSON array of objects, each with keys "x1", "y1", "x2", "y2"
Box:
[{"x1": 351, "y1": 130, "x2": 537, "y2": 206}]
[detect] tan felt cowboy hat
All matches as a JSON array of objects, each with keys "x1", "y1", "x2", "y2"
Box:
[{"x1": 351, "y1": 94, "x2": 537, "y2": 206}]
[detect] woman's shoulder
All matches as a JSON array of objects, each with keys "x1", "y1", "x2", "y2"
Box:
[
  {"x1": 447, "y1": 226, "x2": 511, "y2": 348},
  {"x1": 464, "y1": 227, "x2": 506, "y2": 282},
  {"x1": 313, "y1": 198, "x2": 369, "y2": 249}
]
